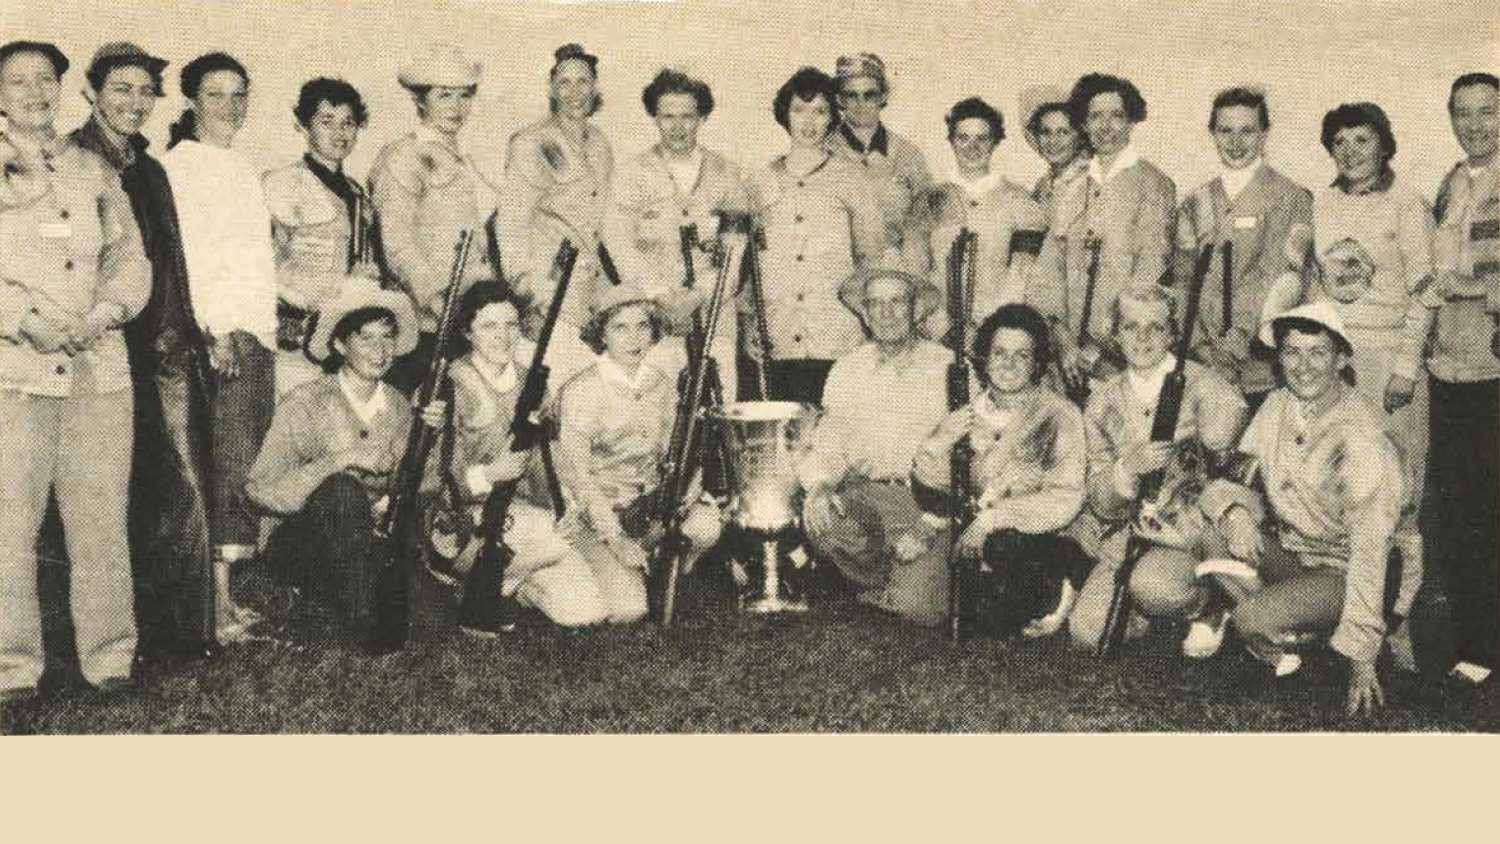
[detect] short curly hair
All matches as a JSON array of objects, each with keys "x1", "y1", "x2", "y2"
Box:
[
  {"x1": 294, "y1": 76, "x2": 369, "y2": 128},
  {"x1": 1068, "y1": 72, "x2": 1148, "y2": 126},
  {"x1": 772, "y1": 66, "x2": 840, "y2": 133},
  {"x1": 451, "y1": 280, "x2": 533, "y2": 359},
  {"x1": 1209, "y1": 86, "x2": 1269, "y2": 131},
  {"x1": 1320, "y1": 101, "x2": 1397, "y2": 162},
  {"x1": 642, "y1": 67, "x2": 713, "y2": 117},
  {"x1": 579, "y1": 299, "x2": 665, "y2": 355},
  {"x1": 973, "y1": 303, "x2": 1052, "y2": 386},
  {"x1": 945, "y1": 96, "x2": 1004, "y2": 143}
]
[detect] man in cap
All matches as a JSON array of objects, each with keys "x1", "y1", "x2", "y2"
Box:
[
  {"x1": 247, "y1": 278, "x2": 444, "y2": 635},
  {"x1": 68, "y1": 41, "x2": 218, "y2": 666},
  {"x1": 1175, "y1": 87, "x2": 1312, "y2": 411},
  {"x1": 1, "y1": 40, "x2": 150, "y2": 701},
  {"x1": 265, "y1": 76, "x2": 378, "y2": 396},
  {"x1": 1427, "y1": 71, "x2": 1499, "y2": 689},
  {"x1": 368, "y1": 43, "x2": 500, "y2": 394},
  {"x1": 798, "y1": 267, "x2": 952, "y2": 624},
  {"x1": 827, "y1": 52, "x2": 932, "y2": 269},
  {"x1": 601, "y1": 67, "x2": 748, "y2": 401},
  {"x1": 1197, "y1": 302, "x2": 1406, "y2": 716}
]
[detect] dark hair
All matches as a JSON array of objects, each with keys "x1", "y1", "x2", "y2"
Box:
[
  {"x1": 87, "y1": 57, "x2": 164, "y2": 97},
  {"x1": 1068, "y1": 72, "x2": 1148, "y2": 127},
  {"x1": 973, "y1": 303, "x2": 1052, "y2": 386},
  {"x1": 549, "y1": 43, "x2": 602, "y2": 117},
  {"x1": 1209, "y1": 87, "x2": 1270, "y2": 131},
  {"x1": 1320, "y1": 102, "x2": 1397, "y2": 161},
  {"x1": 0, "y1": 40, "x2": 68, "y2": 78},
  {"x1": 773, "y1": 66, "x2": 840, "y2": 133},
  {"x1": 452, "y1": 280, "x2": 532, "y2": 358},
  {"x1": 294, "y1": 76, "x2": 368, "y2": 128},
  {"x1": 642, "y1": 68, "x2": 713, "y2": 117},
  {"x1": 1271, "y1": 316, "x2": 1353, "y2": 359},
  {"x1": 168, "y1": 51, "x2": 248, "y2": 150},
  {"x1": 945, "y1": 96, "x2": 1004, "y2": 143},
  {"x1": 321, "y1": 306, "x2": 397, "y2": 372},
  {"x1": 1449, "y1": 72, "x2": 1500, "y2": 112},
  {"x1": 580, "y1": 300, "x2": 665, "y2": 355},
  {"x1": 1026, "y1": 101, "x2": 1075, "y2": 137}
]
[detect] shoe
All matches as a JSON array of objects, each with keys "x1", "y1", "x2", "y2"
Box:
[
  {"x1": 1245, "y1": 643, "x2": 1303, "y2": 678},
  {"x1": 1195, "y1": 558, "x2": 1262, "y2": 592},
  {"x1": 459, "y1": 595, "x2": 520, "y2": 638},
  {"x1": 0, "y1": 686, "x2": 38, "y2": 707},
  {"x1": 1182, "y1": 609, "x2": 1230, "y2": 658},
  {"x1": 1444, "y1": 661, "x2": 1493, "y2": 690},
  {"x1": 1022, "y1": 580, "x2": 1078, "y2": 639},
  {"x1": 89, "y1": 676, "x2": 135, "y2": 701}
]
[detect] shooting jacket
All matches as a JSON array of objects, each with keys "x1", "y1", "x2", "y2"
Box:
[
  {"x1": 445, "y1": 355, "x2": 550, "y2": 506},
  {"x1": 920, "y1": 176, "x2": 1048, "y2": 326},
  {"x1": 1198, "y1": 386, "x2": 1405, "y2": 663},
  {"x1": 827, "y1": 122, "x2": 933, "y2": 260},
  {"x1": 1430, "y1": 158, "x2": 1499, "y2": 383},
  {"x1": 264, "y1": 156, "x2": 371, "y2": 311},
  {"x1": 554, "y1": 357, "x2": 674, "y2": 518}
]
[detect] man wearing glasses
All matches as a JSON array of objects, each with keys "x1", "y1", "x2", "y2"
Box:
[{"x1": 827, "y1": 52, "x2": 932, "y2": 268}]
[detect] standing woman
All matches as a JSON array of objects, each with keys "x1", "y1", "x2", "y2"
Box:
[
  {"x1": 499, "y1": 43, "x2": 614, "y2": 384},
  {"x1": 161, "y1": 51, "x2": 278, "y2": 641},
  {"x1": 746, "y1": 66, "x2": 886, "y2": 404},
  {"x1": 1269, "y1": 102, "x2": 1437, "y2": 632},
  {"x1": 0, "y1": 41, "x2": 149, "y2": 698},
  {"x1": 1018, "y1": 85, "x2": 1087, "y2": 216},
  {"x1": 918, "y1": 96, "x2": 1047, "y2": 330}
]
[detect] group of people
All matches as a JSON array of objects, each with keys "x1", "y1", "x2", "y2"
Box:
[{"x1": 0, "y1": 34, "x2": 1494, "y2": 721}]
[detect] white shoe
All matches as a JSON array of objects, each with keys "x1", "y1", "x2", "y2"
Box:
[
  {"x1": 1182, "y1": 609, "x2": 1230, "y2": 658},
  {"x1": 1022, "y1": 580, "x2": 1078, "y2": 639},
  {"x1": 1273, "y1": 653, "x2": 1303, "y2": 678},
  {"x1": 1195, "y1": 558, "x2": 1262, "y2": 591}
]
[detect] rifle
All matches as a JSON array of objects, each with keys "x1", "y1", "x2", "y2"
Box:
[
  {"x1": 484, "y1": 210, "x2": 506, "y2": 284},
  {"x1": 1062, "y1": 235, "x2": 1118, "y2": 407},
  {"x1": 735, "y1": 216, "x2": 774, "y2": 400},
  {"x1": 597, "y1": 241, "x2": 624, "y2": 287},
  {"x1": 1096, "y1": 242, "x2": 1214, "y2": 658},
  {"x1": 457, "y1": 239, "x2": 579, "y2": 636},
  {"x1": 1218, "y1": 240, "x2": 1234, "y2": 336},
  {"x1": 650, "y1": 224, "x2": 744, "y2": 625},
  {"x1": 366, "y1": 231, "x2": 475, "y2": 654},
  {"x1": 946, "y1": 228, "x2": 979, "y2": 642}
]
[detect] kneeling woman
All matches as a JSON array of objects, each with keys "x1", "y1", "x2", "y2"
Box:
[
  {"x1": 246, "y1": 280, "x2": 443, "y2": 633},
  {"x1": 554, "y1": 286, "x2": 723, "y2": 623},
  {"x1": 440, "y1": 281, "x2": 616, "y2": 631},
  {"x1": 911, "y1": 304, "x2": 1093, "y2": 636}
]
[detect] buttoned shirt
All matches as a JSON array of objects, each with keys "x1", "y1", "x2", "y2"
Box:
[
  {"x1": 924, "y1": 176, "x2": 1048, "y2": 323},
  {"x1": 601, "y1": 144, "x2": 748, "y2": 298},
  {"x1": 555, "y1": 357, "x2": 674, "y2": 513},
  {"x1": 1198, "y1": 386, "x2": 1405, "y2": 663},
  {"x1": 0, "y1": 134, "x2": 149, "y2": 397},
  {"x1": 499, "y1": 116, "x2": 613, "y2": 329},
  {"x1": 367, "y1": 126, "x2": 500, "y2": 330},
  {"x1": 912, "y1": 387, "x2": 1087, "y2": 534},
  {"x1": 264, "y1": 156, "x2": 372, "y2": 310},
  {"x1": 800, "y1": 339, "x2": 950, "y2": 488},
  {"x1": 1031, "y1": 157, "x2": 1088, "y2": 222},
  {"x1": 446, "y1": 355, "x2": 554, "y2": 503},
  {"x1": 1430, "y1": 158, "x2": 1499, "y2": 382},
  {"x1": 1176, "y1": 163, "x2": 1313, "y2": 394},
  {"x1": 746, "y1": 151, "x2": 887, "y2": 360},
  {"x1": 827, "y1": 122, "x2": 932, "y2": 254}
]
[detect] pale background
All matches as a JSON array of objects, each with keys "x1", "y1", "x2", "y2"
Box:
[{"x1": 6, "y1": 0, "x2": 1496, "y2": 202}]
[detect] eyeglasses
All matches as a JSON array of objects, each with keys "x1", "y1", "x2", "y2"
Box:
[
  {"x1": 838, "y1": 89, "x2": 883, "y2": 103},
  {"x1": 862, "y1": 297, "x2": 909, "y2": 312}
]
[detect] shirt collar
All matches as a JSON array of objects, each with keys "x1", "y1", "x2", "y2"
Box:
[
  {"x1": 948, "y1": 163, "x2": 1003, "y2": 201},
  {"x1": 338, "y1": 369, "x2": 389, "y2": 425},
  {"x1": 469, "y1": 355, "x2": 518, "y2": 395},
  {"x1": 415, "y1": 124, "x2": 460, "y2": 153},
  {"x1": 1332, "y1": 165, "x2": 1395, "y2": 195},
  {"x1": 72, "y1": 116, "x2": 137, "y2": 170},
  {"x1": 839, "y1": 121, "x2": 888, "y2": 156},
  {"x1": 1219, "y1": 158, "x2": 1262, "y2": 201},
  {"x1": 596, "y1": 353, "x2": 657, "y2": 393},
  {"x1": 658, "y1": 145, "x2": 704, "y2": 191},
  {"x1": 1088, "y1": 143, "x2": 1140, "y2": 184},
  {"x1": 1125, "y1": 356, "x2": 1176, "y2": 405}
]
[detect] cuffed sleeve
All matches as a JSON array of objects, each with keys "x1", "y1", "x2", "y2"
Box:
[{"x1": 1327, "y1": 433, "x2": 1405, "y2": 662}]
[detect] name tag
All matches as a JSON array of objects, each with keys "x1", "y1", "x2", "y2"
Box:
[
  {"x1": 39, "y1": 221, "x2": 72, "y2": 239},
  {"x1": 1232, "y1": 215, "x2": 1258, "y2": 230}
]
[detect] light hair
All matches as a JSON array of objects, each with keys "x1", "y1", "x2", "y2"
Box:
[{"x1": 1111, "y1": 284, "x2": 1178, "y2": 336}]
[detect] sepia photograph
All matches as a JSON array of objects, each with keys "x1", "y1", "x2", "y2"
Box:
[{"x1": 0, "y1": 0, "x2": 1496, "y2": 740}]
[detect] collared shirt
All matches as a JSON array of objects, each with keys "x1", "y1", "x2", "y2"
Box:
[
  {"x1": 746, "y1": 151, "x2": 887, "y2": 360},
  {"x1": 947, "y1": 166, "x2": 1002, "y2": 202},
  {"x1": 0, "y1": 134, "x2": 149, "y2": 397},
  {"x1": 337, "y1": 368, "x2": 389, "y2": 425},
  {"x1": 498, "y1": 116, "x2": 614, "y2": 328},
  {"x1": 367, "y1": 127, "x2": 501, "y2": 330},
  {"x1": 664, "y1": 147, "x2": 703, "y2": 194},
  {"x1": 601, "y1": 143, "x2": 748, "y2": 299},
  {"x1": 1219, "y1": 159, "x2": 1261, "y2": 202},
  {"x1": 1199, "y1": 386, "x2": 1406, "y2": 663},
  {"x1": 447, "y1": 355, "x2": 549, "y2": 502},
  {"x1": 1087, "y1": 143, "x2": 1141, "y2": 185},
  {"x1": 1123, "y1": 355, "x2": 1176, "y2": 405},
  {"x1": 264, "y1": 155, "x2": 371, "y2": 310},
  {"x1": 1430, "y1": 158, "x2": 1499, "y2": 382},
  {"x1": 827, "y1": 120, "x2": 932, "y2": 253},
  {"x1": 1176, "y1": 162, "x2": 1313, "y2": 394},
  {"x1": 555, "y1": 357, "x2": 675, "y2": 513},
  {"x1": 800, "y1": 339, "x2": 950, "y2": 488},
  {"x1": 595, "y1": 353, "x2": 659, "y2": 393},
  {"x1": 912, "y1": 386, "x2": 1087, "y2": 534},
  {"x1": 924, "y1": 176, "x2": 1048, "y2": 325},
  {"x1": 162, "y1": 139, "x2": 279, "y2": 349},
  {"x1": 1032, "y1": 156, "x2": 1088, "y2": 221}
]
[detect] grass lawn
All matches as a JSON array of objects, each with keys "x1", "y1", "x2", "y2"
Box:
[{"x1": 5, "y1": 557, "x2": 1496, "y2": 734}]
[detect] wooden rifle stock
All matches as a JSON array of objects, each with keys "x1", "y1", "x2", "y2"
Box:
[
  {"x1": 597, "y1": 241, "x2": 624, "y2": 287},
  {"x1": 366, "y1": 231, "x2": 475, "y2": 654},
  {"x1": 1096, "y1": 242, "x2": 1214, "y2": 658},
  {"x1": 459, "y1": 240, "x2": 579, "y2": 635},
  {"x1": 722, "y1": 211, "x2": 774, "y2": 400},
  {"x1": 1064, "y1": 236, "x2": 1105, "y2": 407},
  {"x1": 946, "y1": 229, "x2": 979, "y2": 642}
]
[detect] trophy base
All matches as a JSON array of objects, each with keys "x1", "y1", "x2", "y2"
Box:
[{"x1": 743, "y1": 595, "x2": 809, "y2": 614}]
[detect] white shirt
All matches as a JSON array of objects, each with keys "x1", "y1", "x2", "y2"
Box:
[
  {"x1": 1219, "y1": 158, "x2": 1262, "y2": 202},
  {"x1": 1124, "y1": 355, "x2": 1176, "y2": 406},
  {"x1": 162, "y1": 140, "x2": 279, "y2": 348},
  {"x1": 1087, "y1": 142, "x2": 1141, "y2": 185},
  {"x1": 948, "y1": 163, "x2": 1003, "y2": 202},
  {"x1": 337, "y1": 369, "x2": 390, "y2": 425},
  {"x1": 664, "y1": 147, "x2": 704, "y2": 194},
  {"x1": 596, "y1": 352, "x2": 659, "y2": 393}
]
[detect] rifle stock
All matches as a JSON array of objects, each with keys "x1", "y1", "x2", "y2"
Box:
[{"x1": 946, "y1": 229, "x2": 978, "y2": 642}]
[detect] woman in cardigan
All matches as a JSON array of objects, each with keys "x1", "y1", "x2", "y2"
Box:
[{"x1": 161, "y1": 51, "x2": 278, "y2": 640}]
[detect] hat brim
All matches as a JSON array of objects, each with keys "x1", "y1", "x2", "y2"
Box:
[
  {"x1": 838, "y1": 267, "x2": 943, "y2": 327},
  {"x1": 305, "y1": 283, "x2": 420, "y2": 365}
]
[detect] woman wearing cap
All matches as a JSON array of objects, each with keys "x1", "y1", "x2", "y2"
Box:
[
  {"x1": 498, "y1": 43, "x2": 614, "y2": 385},
  {"x1": 246, "y1": 279, "x2": 444, "y2": 635},
  {"x1": 553, "y1": 286, "x2": 722, "y2": 622},
  {"x1": 435, "y1": 280, "x2": 614, "y2": 631},
  {"x1": 160, "y1": 51, "x2": 278, "y2": 639},
  {"x1": 0, "y1": 40, "x2": 150, "y2": 700},
  {"x1": 1273, "y1": 101, "x2": 1436, "y2": 634},
  {"x1": 745, "y1": 66, "x2": 886, "y2": 405},
  {"x1": 369, "y1": 44, "x2": 500, "y2": 395},
  {"x1": 915, "y1": 97, "x2": 1047, "y2": 330},
  {"x1": 1018, "y1": 85, "x2": 1088, "y2": 217}
]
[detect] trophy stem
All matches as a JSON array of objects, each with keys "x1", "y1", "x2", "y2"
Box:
[{"x1": 744, "y1": 534, "x2": 807, "y2": 614}]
